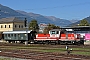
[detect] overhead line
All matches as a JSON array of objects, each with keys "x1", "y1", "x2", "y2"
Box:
[{"x1": 22, "y1": 2, "x2": 90, "y2": 10}]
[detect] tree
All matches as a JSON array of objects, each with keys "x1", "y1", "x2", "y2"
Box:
[
  {"x1": 79, "y1": 19, "x2": 89, "y2": 26},
  {"x1": 43, "y1": 23, "x2": 60, "y2": 33},
  {"x1": 29, "y1": 19, "x2": 39, "y2": 32}
]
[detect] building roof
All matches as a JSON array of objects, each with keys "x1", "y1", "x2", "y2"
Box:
[{"x1": 0, "y1": 17, "x2": 24, "y2": 23}]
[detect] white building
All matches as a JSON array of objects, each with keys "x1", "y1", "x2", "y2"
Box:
[{"x1": 39, "y1": 23, "x2": 47, "y2": 33}]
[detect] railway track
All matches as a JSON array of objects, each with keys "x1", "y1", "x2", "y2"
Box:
[
  {"x1": 0, "y1": 43, "x2": 90, "y2": 60},
  {"x1": 0, "y1": 49, "x2": 89, "y2": 60}
]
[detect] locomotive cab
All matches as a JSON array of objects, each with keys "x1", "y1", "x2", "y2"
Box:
[{"x1": 49, "y1": 29, "x2": 61, "y2": 38}]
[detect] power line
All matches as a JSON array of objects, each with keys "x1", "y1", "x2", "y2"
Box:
[{"x1": 22, "y1": 2, "x2": 90, "y2": 10}]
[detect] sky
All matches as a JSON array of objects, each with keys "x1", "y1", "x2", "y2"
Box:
[{"x1": 0, "y1": 0, "x2": 90, "y2": 20}]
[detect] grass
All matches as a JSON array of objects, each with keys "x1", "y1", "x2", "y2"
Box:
[
  {"x1": 72, "y1": 48, "x2": 90, "y2": 51},
  {"x1": 0, "y1": 57, "x2": 18, "y2": 60},
  {"x1": 0, "y1": 45, "x2": 90, "y2": 56},
  {"x1": 0, "y1": 58, "x2": 10, "y2": 60},
  {"x1": 72, "y1": 52, "x2": 90, "y2": 56}
]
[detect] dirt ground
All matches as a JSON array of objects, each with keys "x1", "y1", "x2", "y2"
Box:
[{"x1": 0, "y1": 43, "x2": 90, "y2": 60}]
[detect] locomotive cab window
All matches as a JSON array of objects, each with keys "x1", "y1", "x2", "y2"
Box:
[
  {"x1": 50, "y1": 31, "x2": 59, "y2": 34},
  {"x1": 50, "y1": 31, "x2": 55, "y2": 34},
  {"x1": 56, "y1": 31, "x2": 59, "y2": 34}
]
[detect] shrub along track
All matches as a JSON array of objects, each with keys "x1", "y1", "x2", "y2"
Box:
[{"x1": 0, "y1": 43, "x2": 90, "y2": 60}]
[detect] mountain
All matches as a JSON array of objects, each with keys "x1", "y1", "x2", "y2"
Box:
[
  {"x1": 0, "y1": 4, "x2": 72, "y2": 27},
  {"x1": 16, "y1": 10, "x2": 72, "y2": 27},
  {"x1": 0, "y1": 4, "x2": 26, "y2": 18},
  {"x1": 69, "y1": 16, "x2": 90, "y2": 26},
  {"x1": 69, "y1": 19, "x2": 79, "y2": 23},
  {"x1": 84, "y1": 16, "x2": 90, "y2": 23},
  {"x1": 45, "y1": 16, "x2": 72, "y2": 26}
]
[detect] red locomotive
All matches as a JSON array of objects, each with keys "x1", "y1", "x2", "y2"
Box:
[{"x1": 34, "y1": 29, "x2": 84, "y2": 45}]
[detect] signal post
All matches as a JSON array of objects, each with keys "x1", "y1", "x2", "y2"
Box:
[{"x1": 24, "y1": 18, "x2": 28, "y2": 45}]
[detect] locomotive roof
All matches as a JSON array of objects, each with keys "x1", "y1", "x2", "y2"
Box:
[
  {"x1": 49, "y1": 29, "x2": 61, "y2": 31},
  {"x1": 3, "y1": 30, "x2": 32, "y2": 34}
]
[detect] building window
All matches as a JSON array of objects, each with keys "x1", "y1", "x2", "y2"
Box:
[
  {"x1": 19, "y1": 25, "x2": 20, "y2": 28},
  {"x1": 21, "y1": 25, "x2": 23, "y2": 28},
  {"x1": 5, "y1": 25, "x2": 6, "y2": 28},
  {"x1": 1, "y1": 25, "x2": 3, "y2": 28},
  {"x1": 15, "y1": 25, "x2": 16, "y2": 28},
  {"x1": 9, "y1": 25, "x2": 10, "y2": 28}
]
